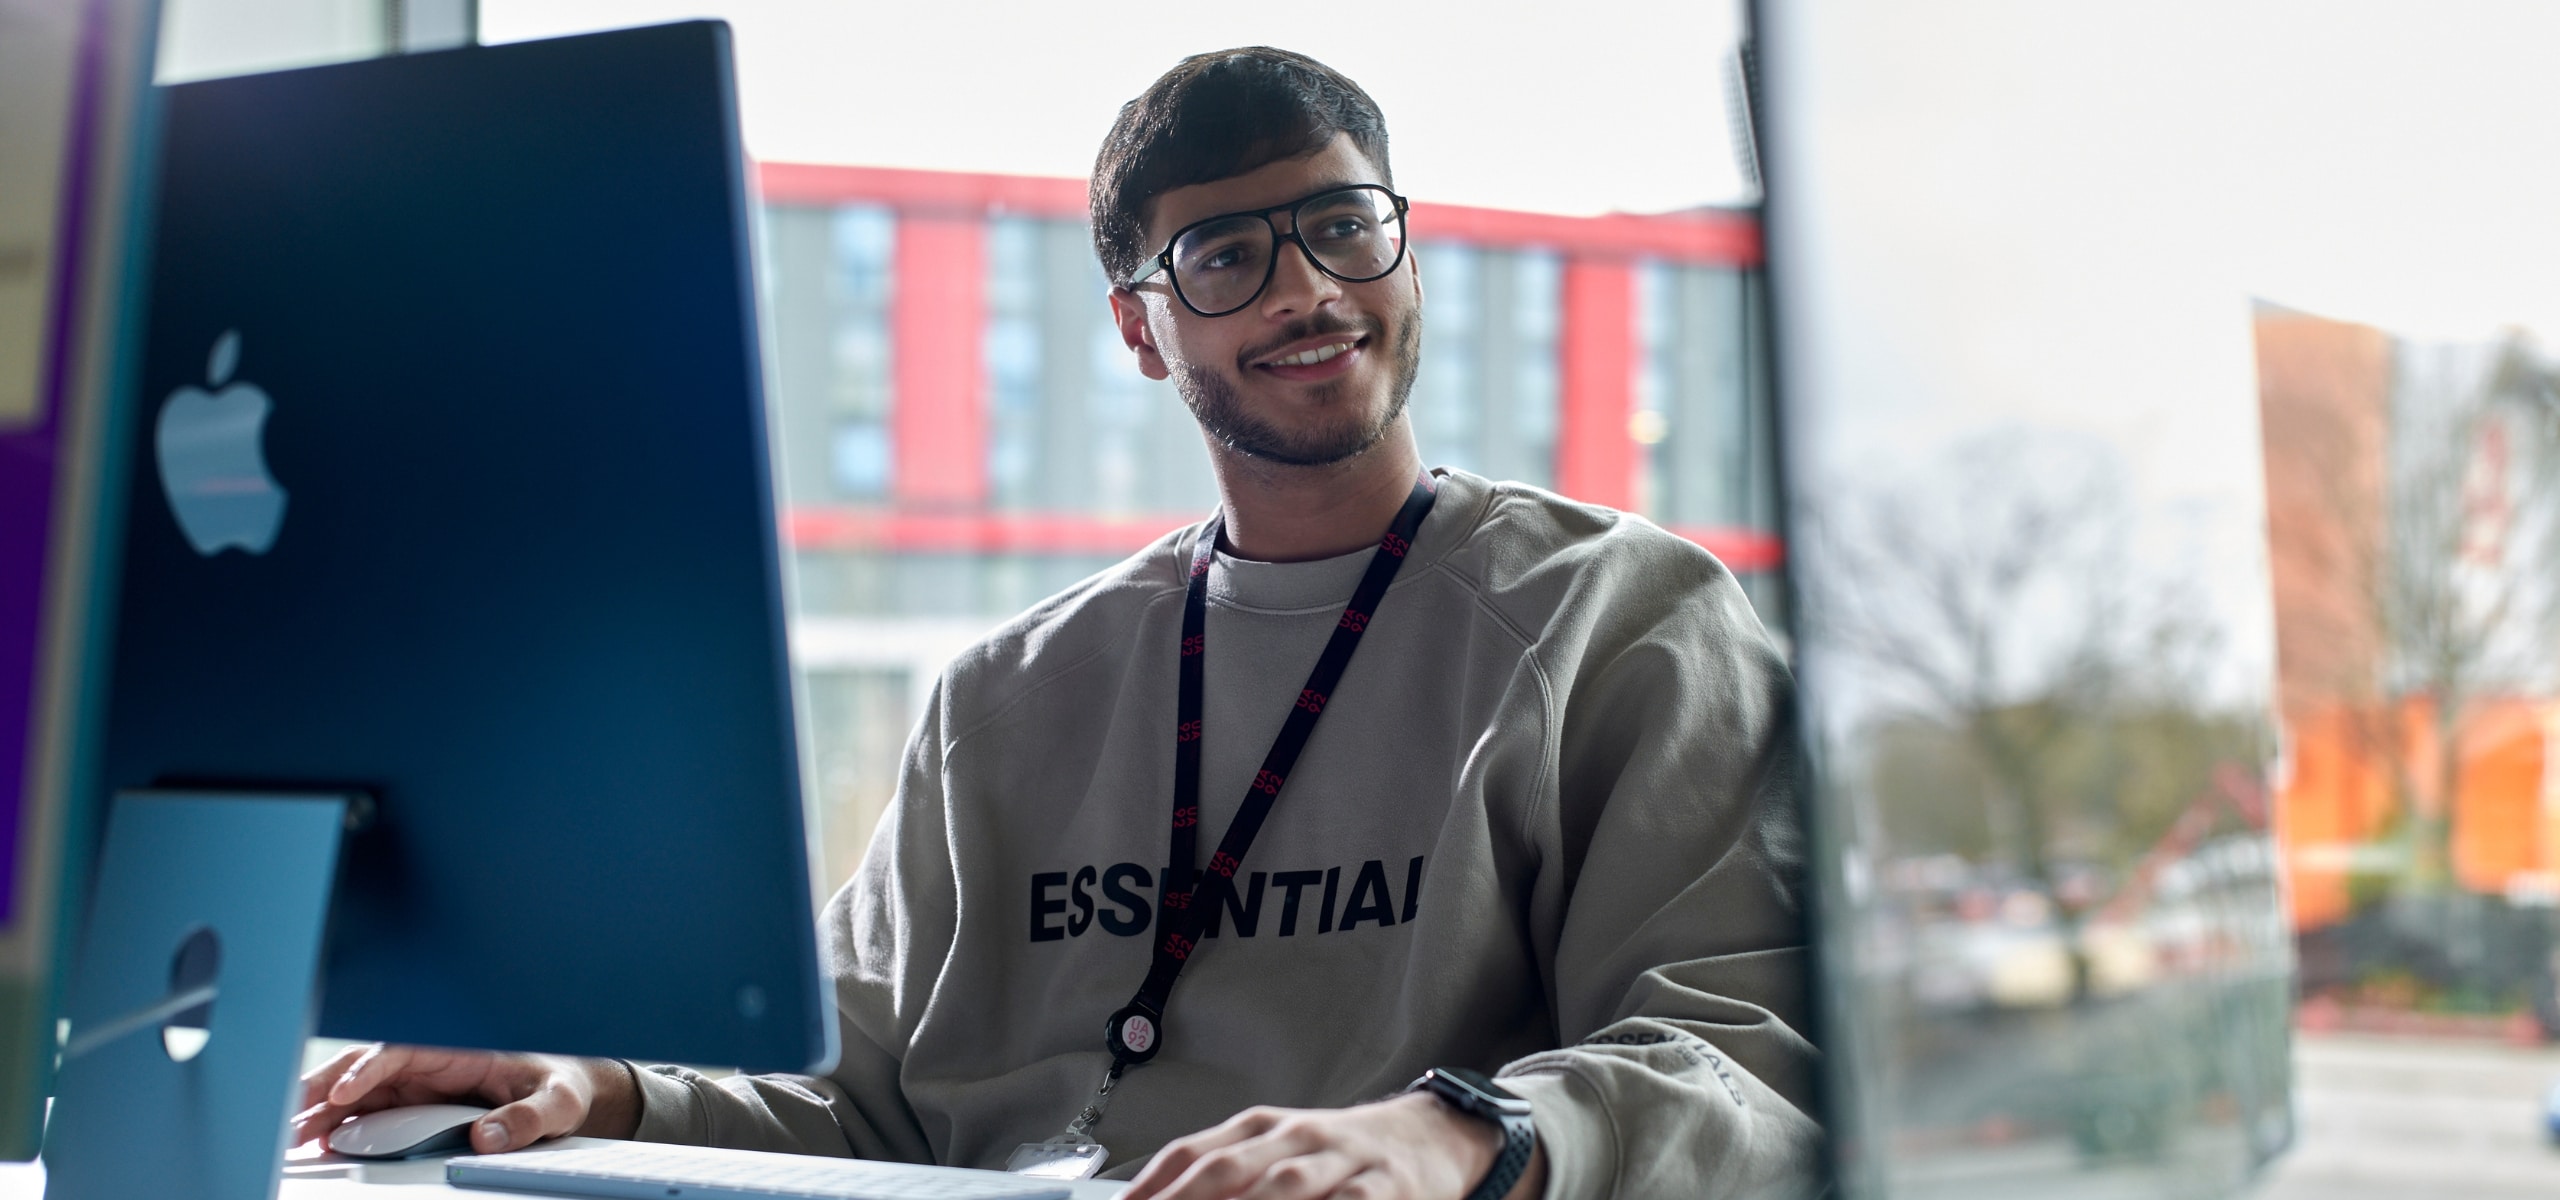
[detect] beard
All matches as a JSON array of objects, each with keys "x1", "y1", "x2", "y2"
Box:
[{"x1": 1171, "y1": 305, "x2": 1423, "y2": 469}]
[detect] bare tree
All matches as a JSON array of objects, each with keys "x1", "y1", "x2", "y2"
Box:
[
  {"x1": 2375, "y1": 337, "x2": 2560, "y2": 891},
  {"x1": 1802, "y1": 432, "x2": 2238, "y2": 997},
  {"x1": 2258, "y1": 323, "x2": 2560, "y2": 899}
]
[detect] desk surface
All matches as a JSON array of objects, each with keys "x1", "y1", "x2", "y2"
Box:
[{"x1": 0, "y1": 1137, "x2": 1132, "y2": 1198}]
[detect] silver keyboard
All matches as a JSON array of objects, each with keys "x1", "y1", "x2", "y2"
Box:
[{"x1": 445, "y1": 1142, "x2": 1074, "y2": 1200}]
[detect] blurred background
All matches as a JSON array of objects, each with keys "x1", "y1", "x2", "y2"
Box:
[
  {"x1": 142, "y1": 1, "x2": 2560, "y2": 1197},
  {"x1": 1759, "y1": 6, "x2": 2560, "y2": 1198}
]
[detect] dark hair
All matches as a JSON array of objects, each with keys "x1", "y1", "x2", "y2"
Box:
[{"x1": 1090, "y1": 47, "x2": 1393, "y2": 286}]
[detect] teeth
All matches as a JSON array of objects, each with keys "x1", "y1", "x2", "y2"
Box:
[{"x1": 1274, "y1": 341, "x2": 1353, "y2": 367}]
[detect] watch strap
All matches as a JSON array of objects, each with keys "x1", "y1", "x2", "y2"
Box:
[
  {"x1": 1409, "y1": 1070, "x2": 1535, "y2": 1200},
  {"x1": 1466, "y1": 1108, "x2": 1535, "y2": 1200}
]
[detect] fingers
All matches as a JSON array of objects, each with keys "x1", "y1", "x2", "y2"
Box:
[
  {"x1": 326, "y1": 1042, "x2": 417, "y2": 1107},
  {"x1": 292, "y1": 1043, "x2": 423, "y2": 1148},
  {"x1": 1128, "y1": 1095, "x2": 1479, "y2": 1200},
  {"x1": 1127, "y1": 1106, "x2": 1284, "y2": 1199},
  {"x1": 289, "y1": 1100, "x2": 354, "y2": 1148},
  {"x1": 287, "y1": 1043, "x2": 533, "y2": 1150},
  {"x1": 470, "y1": 1074, "x2": 590, "y2": 1153},
  {"x1": 1235, "y1": 1150, "x2": 1361, "y2": 1200},
  {"x1": 298, "y1": 1043, "x2": 373, "y2": 1114},
  {"x1": 293, "y1": 1044, "x2": 383, "y2": 1145},
  {"x1": 288, "y1": 1081, "x2": 438, "y2": 1149},
  {"x1": 1139, "y1": 1109, "x2": 1331, "y2": 1200},
  {"x1": 1326, "y1": 1169, "x2": 1388, "y2": 1200}
]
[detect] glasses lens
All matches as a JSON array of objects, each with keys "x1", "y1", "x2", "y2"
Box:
[
  {"x1": 1297, "y1": 188, "x2": 1403, "y2": 281},
  {"x1": 1170, "y1": 215, "x2": 1274, "y2": 314}
]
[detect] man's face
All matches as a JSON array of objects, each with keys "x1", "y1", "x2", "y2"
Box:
[{"x1": 1111, "y1": 135, "x2": 1423, "y2": 469}]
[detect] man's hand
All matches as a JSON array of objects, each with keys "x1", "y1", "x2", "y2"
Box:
[
  {"x1": 1123, "y1": 1091, "x2": 1544, "y2": 1200},
  {"x1": 290, "y1": 1043, "x2": 643, "y2": 1154}
]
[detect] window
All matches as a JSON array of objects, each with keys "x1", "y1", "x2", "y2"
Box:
[
  {"x1": 985, "y1": 217, "x2": 1044, "y2": 508},
  {"x1": 1412, "y1": 244, "x2": 1561, "y2": 490},
  {"x1": 760, "y1": 203, "x2": 894, "y2": 505},
  {"x1": 1637, "y1": 262, "x2": 1771, "y2": 530}
]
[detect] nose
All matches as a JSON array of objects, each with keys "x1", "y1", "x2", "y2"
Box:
[{"x1": 1256, "y1": 230, "x2": 1342, "y2": 320}]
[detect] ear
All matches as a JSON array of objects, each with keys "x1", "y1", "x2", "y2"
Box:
[
  {"x1": 1406, "y1": 245, "x2": 1424, "y2": 309},
  {"x1": 1110, "y1": 287, "x2": 1173, "y2": 382}
]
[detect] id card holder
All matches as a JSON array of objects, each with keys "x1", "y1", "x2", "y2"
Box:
[
  {"x1": 1017, "y1": 1061, "x2": 1120, "y2": 1178},
  {"x1": 1006, "y1": 1139, "x2": 1109, "y2": 1180}
]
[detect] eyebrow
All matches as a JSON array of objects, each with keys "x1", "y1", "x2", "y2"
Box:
[
  {"x1": 1157, "y1": 177, "x2": 1392, "y2": 257},
  {"x1": 1164, "y1": 178, "x2": 1378, "y2": 237},
  {"x1": 1298, "y1": 178, "x2": 1368, "y2": 197}
]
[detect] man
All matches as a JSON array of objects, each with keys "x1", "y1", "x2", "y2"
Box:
[{"x1": 294, "y1": 47, "x2": 1822, "y2": 1200}]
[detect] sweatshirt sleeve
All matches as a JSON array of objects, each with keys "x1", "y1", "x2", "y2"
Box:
[
  {"x1": 627, "y1": 682, "x2": 952, "y2": 1165},
  {"x1": 1493, "y1": 547, "x2": 1825, "y2": 1200}
]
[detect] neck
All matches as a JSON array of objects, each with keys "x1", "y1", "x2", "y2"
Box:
[{"x1": 1207, "y1": 419, "x2": 1426, "y2": 563}]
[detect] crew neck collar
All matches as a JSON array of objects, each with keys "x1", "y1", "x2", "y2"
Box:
[{"x1": 1201, "y1": 468, "x2": 1483, "y2": 614}]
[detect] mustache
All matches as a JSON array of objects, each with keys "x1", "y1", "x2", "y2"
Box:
[{"x1": 1235, "y1": 313, "x2": 1381, "y2": 369}]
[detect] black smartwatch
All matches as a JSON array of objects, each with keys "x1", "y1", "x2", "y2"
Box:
[{"x1": 1407, "y1": 1067, "x2": 1535, "y2": 1200}]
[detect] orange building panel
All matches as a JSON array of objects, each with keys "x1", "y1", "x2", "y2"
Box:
[
  {"x1": 2278, "y1": 704, "x2": 2398, "y2": 928},
  {"x1": 2453, "y1": 701, "x2": 2551, "y2": 894},
  {"x1": 2278, "y1": 697, "x2": 2556, "y2": 928}
]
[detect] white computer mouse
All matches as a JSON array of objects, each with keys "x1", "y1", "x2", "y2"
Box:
[{"x1": 325, "y1": 1103, "x2": 492, "y2": 1159}]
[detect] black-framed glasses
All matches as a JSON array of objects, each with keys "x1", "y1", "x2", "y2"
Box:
[{"x1": 1129, "y1": 184, "x2": 1411, "y2": 317}]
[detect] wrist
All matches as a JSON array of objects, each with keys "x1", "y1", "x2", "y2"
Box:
[
  {"x1": 572, "y1": 1056, "x2": 643, "y2": 1139},
  {"x1": 1397, "y1": 1088, "x2": 1503, "y2": 1159},
  {"x1": 1383, "y1": 1091, "x2": 1501, "y2": 1197},
  {"x1": 1405, "y1": 1068, "x2": 1537, "y2": 1200}
]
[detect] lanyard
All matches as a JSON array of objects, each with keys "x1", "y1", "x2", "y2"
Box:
[{"x1": 1100, "y1": 474, "x2": 1438, "y2": 1072}]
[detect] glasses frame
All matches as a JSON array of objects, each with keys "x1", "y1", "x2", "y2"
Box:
[{"x1": 1128, "y1": 184, "x2": 1412, "y2": 318}]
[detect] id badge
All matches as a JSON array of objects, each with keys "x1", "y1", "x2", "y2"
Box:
[{"x1": 1005, "y1": 1140, "x2": 1109, "y2": 1180}]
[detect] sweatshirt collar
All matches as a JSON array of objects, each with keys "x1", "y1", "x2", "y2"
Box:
[{"x1": 1203, "y1": 468, "x2": 1485, "y2": 614}]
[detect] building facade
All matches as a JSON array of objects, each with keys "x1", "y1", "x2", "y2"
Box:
[
  {"x1": 2256, "y1": 306, "x2": 2560, "y2": 930},
  {"x1": 753, "y1": 164, "x2": 1781, "y2": 887}
]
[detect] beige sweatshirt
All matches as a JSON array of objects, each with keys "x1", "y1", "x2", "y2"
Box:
[{"x1": 628, "y1": 469, "x2": 1824, "y2": 1199}]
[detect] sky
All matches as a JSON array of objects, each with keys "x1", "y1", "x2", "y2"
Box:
[
  {"x1": 2114, "y1": 1, "x2": 2560, "y2": 346},
  {"x1": 483, "y1": 0, "x2": 2560, "y2": 347},
  {"x1": 480, "y1": 0, "x2": 1758, "y2": 219},
  {"x1": 1758, "y1": 0, "x2": 2560, "y2": 722}
]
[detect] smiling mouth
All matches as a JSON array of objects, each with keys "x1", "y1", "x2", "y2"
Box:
[{"x1": 1256, "y1": 337, "x2": 1364, "y2": 369}]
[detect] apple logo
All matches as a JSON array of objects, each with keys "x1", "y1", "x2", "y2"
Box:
[{"x1": 156, "y1": 329, "x2": 288, "y2": 556}]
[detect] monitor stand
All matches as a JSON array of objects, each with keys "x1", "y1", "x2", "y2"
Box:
[{"x1": 44, "y1": 790, "x2": 352, "y2": 1200}]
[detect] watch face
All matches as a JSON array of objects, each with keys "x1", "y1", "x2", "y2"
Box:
[
  {"x1": 1441, "y1": 1067, "x2": 1504, "y2": 1097},
  {"x1": 1432, "y1": 1068, "x2": 1533, "y2": 1116}
]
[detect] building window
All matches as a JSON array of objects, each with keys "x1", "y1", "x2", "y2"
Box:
[
  {"x1": 1413, "y1": 244, "x2": 1560, "y2": 489},
  {"x1": 762, "y1": 203, "x2": 894, "y2": 504},
  {"x1": 985, "y1": 216, "x2": 1216, "y2": 518},
  {"x1": 829, "y1": 420, "x2": 891, "y2": 499},
  {"x1": 1637, "y1": 262, "x2": 1772, "y2": 531},
  {"x1": 825, "y1": 208, "x2": 895, "y2": 499},
  {"x1": 986, "y1": 217, "x2": 1044, "y2": 508}
]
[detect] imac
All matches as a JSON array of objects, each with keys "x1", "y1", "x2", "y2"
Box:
[{"x1": 41, "y1": 21, "x2": 838, "y2": 1199}]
